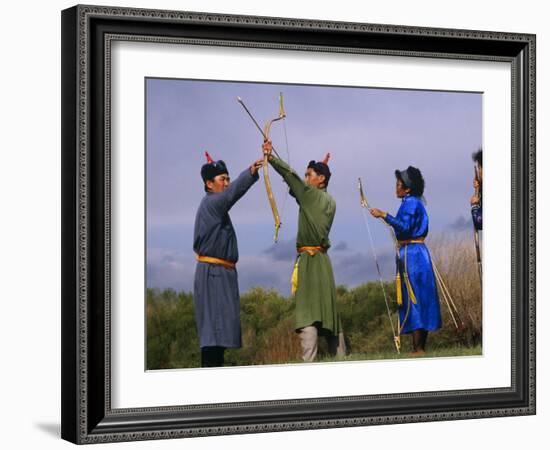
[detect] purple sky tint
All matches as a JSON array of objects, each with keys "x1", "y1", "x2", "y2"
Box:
[{"x1": 146, "y1": 78, "x2": 482, "y2": 295}]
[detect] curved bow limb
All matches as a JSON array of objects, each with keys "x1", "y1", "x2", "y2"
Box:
[
  {"x1": 263, "y1": 114, "x2": 285, "y2": 242},
  {"x1": 263, "y1": 152, "x2": 281, "y2": 242}
]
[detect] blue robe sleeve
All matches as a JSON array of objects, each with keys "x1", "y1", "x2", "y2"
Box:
[
  {"x1": 384, "y1": 202, "x2": 416, "y2": 235},
  {"x1": 471, "y1": 204, "x2": 482, "y2": 230},
  {"x1": 208, "y1": 168, "x2": 259, "y2": 214}
]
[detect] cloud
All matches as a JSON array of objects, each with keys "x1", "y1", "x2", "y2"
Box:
[
  {"x1": 264, "y1": 239, "x2": 297, "y2": 262},
  {"x1": 147, "y1": 248, "x2": 195, "y2": 293},
  {"x1": 235, "y1": 254, "x2": 293, "y2": 295},
  {"x1": 449, "y1": 215, "x2": 472, "y2": 231},
  {"x1": 146, "y1": 242, "x2": 397, "y2": 296},
  {"x1": 146, "y1": 247, "x2": 295, "y2": 295},
  {"x1": 331, "y1": 247, "x2": 395, "y2": 287},
  {"x1": 332, "y1": 241, "x2": 348, "y2": 251}
]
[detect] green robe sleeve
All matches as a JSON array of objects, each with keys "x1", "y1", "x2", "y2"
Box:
[{"x1": 268, "y1": 156, "x2": 312, "y2": 204}]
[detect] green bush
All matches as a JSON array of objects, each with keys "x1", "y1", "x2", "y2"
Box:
[
  {"x1": 146, "y1": 288, "x2": 200, "y2": 369},
  {"x1": 146, "y1": 279, "x2": 480, "y2": 370}
]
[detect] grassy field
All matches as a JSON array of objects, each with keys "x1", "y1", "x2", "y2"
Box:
[
  {"x1": 318, "y1": 345, "x2": 483, "y2": 364},
  {"x1": 238, "y1": 345, "x2": 483, "y2": 367}
]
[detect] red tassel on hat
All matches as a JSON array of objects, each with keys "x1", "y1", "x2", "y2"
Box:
[
  {"x1": 322, "y1": 153, "x2": 331, "y2": 165},
  {"x1": 205, "y1": 151, "x2": 214, "y2": 164}
]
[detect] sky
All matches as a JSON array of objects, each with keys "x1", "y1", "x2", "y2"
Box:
[{"x1": 146, "y1": 78, "x2": 482, "y2": 295}]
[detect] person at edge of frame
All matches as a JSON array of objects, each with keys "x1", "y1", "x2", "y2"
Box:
[
  {"x1": 369, "y1": 166, "x2": 442, "y2": 356},
  {"x1": 470, "y1": 148, "x2": 483, "y2": 230},
  {"x1": 193, "y1": 151, "x2": 263, "y2": 367},
  {"x1": 262, "y1": 139, "x2": 346, "y2": 363}
]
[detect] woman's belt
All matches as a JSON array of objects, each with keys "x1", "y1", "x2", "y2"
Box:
[
  {"x1": 196, "y1": 255, "x2": 236, "y2": 269},
  {"x1": 297, "y1": 246, "x2": 327, "y2": 256},
  {"x1": 397, "y1": 238, "x2": 425, "y2": 248}
]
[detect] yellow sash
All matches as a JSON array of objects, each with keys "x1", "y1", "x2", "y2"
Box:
[
  {"x1": 196, "y1": 255, "x2": 236, "y2": 270},
  {"x1": 291, "y1": 261, "x2": 299, "y2": 295},
  {"x1": 291, "y1": 246, "x2": 326, "y2": 295},
  {"x1": 297, "y1": 246, "x2": 326, "y2": 256},
  {"x1": 395, "y1": 245, "x2": 417, "y2": 306},
  {"x1": 397, "y1": 238, "x2": 425, "y2": 248}
]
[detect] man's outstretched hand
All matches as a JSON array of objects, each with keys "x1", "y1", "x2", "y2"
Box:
[{"x1": 250, "y1": 158, "x2": 264, "y2": 175}]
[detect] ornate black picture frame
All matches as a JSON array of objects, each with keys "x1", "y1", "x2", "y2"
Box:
[{"x1": 61, "y1": 4, "x2": 535, "y2": 444}]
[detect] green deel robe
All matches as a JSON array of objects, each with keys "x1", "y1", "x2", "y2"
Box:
[{"x1": 269, "y1": 156, "x2": 342, "y2": 335}]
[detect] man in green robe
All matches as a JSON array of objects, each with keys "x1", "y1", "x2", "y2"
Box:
[{"x1": 263, "y1": 140, "x2": 346, "y2": 362}]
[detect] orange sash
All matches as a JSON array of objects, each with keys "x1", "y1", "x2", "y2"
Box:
[{"x1": 196, "y1": 255, "x2": 236, "y2": 270}]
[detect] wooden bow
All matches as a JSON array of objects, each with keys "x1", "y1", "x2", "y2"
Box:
[
  {"x1": 238, "y1": 94, "x2": 287, "y2": 242},
  {"x1": 262, "y1": 95, "x2": 286, "y2": 241}
]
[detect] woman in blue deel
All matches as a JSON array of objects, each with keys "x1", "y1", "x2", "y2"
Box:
[{"x1": 370, "y1": 166, "x2": 442, "y2": 356}]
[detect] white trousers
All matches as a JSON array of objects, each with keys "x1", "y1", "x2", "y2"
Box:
[{"x1": 298, "y1": 325, "x2": 346, "y2": 362}]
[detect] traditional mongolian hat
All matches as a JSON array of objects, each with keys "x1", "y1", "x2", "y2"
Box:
[
  {"x1": 395, "y1": 166, "x2": 425, "y2": 197},
  {"x1": 307, "y1": 153, "x2": 332, "y2": 185},
  {"x1": 471, "y1": 148, "x2": 482, "y2": 167},
  {"x1": 200, "y1": 151, "x2": 228, "y2": 183}
]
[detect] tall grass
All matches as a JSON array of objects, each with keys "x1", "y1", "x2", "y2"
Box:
[{"x1": 429, "y1": 232, "x2": 483, "y2": 348}]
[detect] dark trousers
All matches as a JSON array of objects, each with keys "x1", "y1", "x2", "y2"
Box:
[
  {"x1": 201, "y1": 346, "x2": 225, "y2": 367},
  {"x1": 412, "y1": 329, "x2": 428, "y2": 352}
]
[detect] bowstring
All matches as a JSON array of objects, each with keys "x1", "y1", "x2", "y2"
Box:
[
  {"x1": 279, "y1": 117, "x2": 291, "y2": 220},
  {"x1": 359, "y1": 203, "x2": 399, "y2": 342}
]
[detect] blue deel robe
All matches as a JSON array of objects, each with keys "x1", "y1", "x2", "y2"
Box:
[
  {"x1": 193, "y1": 168, "x2": 259, "y2": 348},
  {"x1": 384, "y1": 195, "x2": 442, "y2": 334},
  {"x1": 471, "y1": 203, "x2": 482, "y2": 230}
]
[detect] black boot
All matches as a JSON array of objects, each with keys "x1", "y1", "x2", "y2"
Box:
[{"x1": 201, "y1": 346, "x2": 225, "y2": 367}]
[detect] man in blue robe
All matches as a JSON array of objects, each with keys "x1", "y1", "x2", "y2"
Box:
[
  {"x1": 193, "y1": 152, "x2": 263, "y2": 367},
  {"x1": 370, "y1": 166, "x2": 442, "y2": 356},
  {"x1": 470, "y1": 149, "x2": 482, "y2": 230}
]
